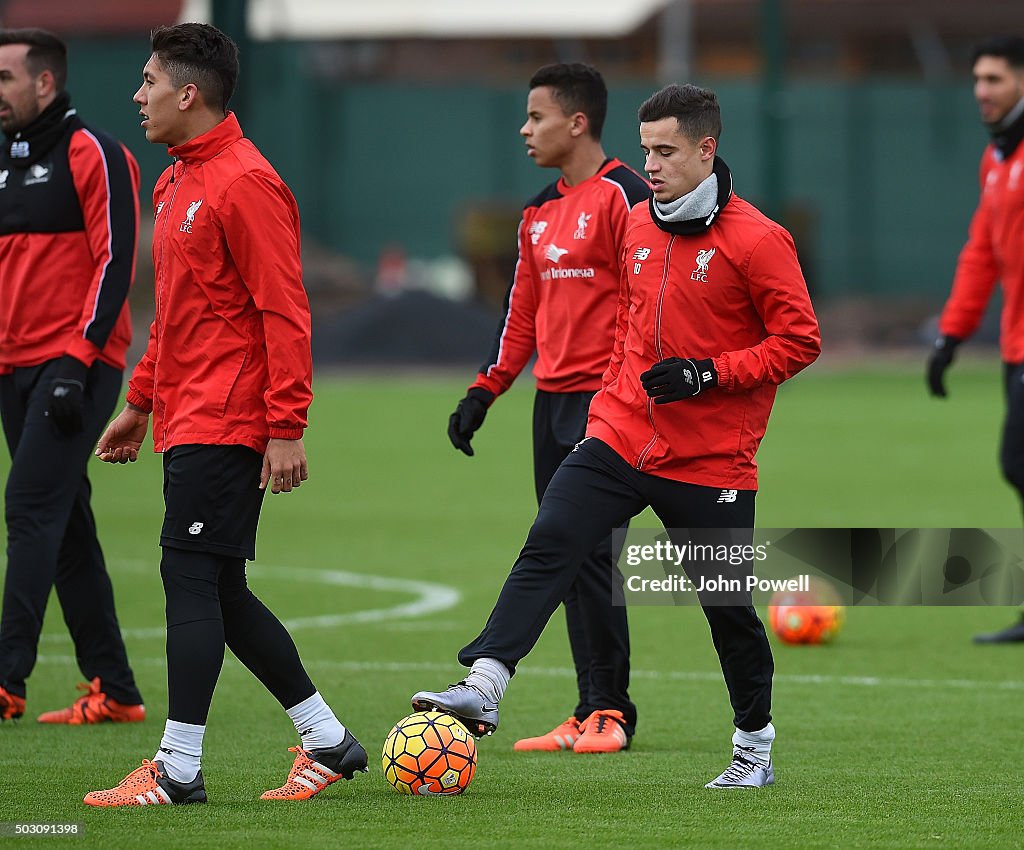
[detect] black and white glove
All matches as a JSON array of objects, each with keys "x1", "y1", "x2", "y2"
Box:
[
  {"x1": 640, "y1": 357, "x2": 718, "y2": 404},
  {"x1": 48, "y1": 355, "x2": 89, "y2": 435},
  {"x1": 447, "y1": 387, "x2": 495, "y2": 456},
  {"x1": 926, "y1": 335, "x2": 961, "y2": 398}
]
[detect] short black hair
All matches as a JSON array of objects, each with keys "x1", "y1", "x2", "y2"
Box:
[
  {"x1": 150, "y1": 22, "x2": 238, "y2": 115},
  {"x1": 529, "y1": 63, "x2": 607, "y2": 141},
  {"x1": 971, "y1": 36, "x2": 1024, "y2": 70},
  {"x1": 637, "y1": 84, "x2": 722, "y2": 143},
  {"x1": 0, "y1": 28, "x2": 68, "y2": 92}
]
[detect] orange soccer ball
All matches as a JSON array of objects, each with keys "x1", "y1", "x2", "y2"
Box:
[
  {"x1": 382, "y1": 711, "x2": 477, "y2": 796},
  {"x1": 768, "y1": 579, "x2": 845, "y2": 645}
]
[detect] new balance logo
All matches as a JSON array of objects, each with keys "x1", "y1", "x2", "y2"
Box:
[
  {"x1": 188, "y1": 522, "x2": 204, "y2": 535},
  {"x1": 632, "y1": 247, "x2": 651, "y2": 275},
  {"x1": 717, "y1": 489, "x2": 738, "y2": 503},
  {"x1": 10, "y1": 140, "x2": 29, "y2": 158},
  {"x1": 528, "y1": 220, "x2": 548, "y2": 245}
]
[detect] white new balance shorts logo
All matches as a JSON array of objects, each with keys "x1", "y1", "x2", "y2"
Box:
[{"x1": 717, "y1": 489, "x2": 738, "y2": 503}]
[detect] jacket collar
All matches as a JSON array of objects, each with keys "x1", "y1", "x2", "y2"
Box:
[
  {"x1": 649, "y1": 155, "x2": 733, "y2": 236},
  {"x1": 2, "y1": 91, "x2": 77, "y2": 167},
  {"x1": 168, "y1": 112, "x2": 242, "y2": 165},
  {"x1": 989, "y1": 96, "x2": 1024, "y2": 162}
]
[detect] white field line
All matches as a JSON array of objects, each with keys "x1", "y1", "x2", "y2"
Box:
[
  {"x1": 38, "y1": 561, "x2": 461, "y2": 643},
  {"x1": 31, "y1": 559, "x2": 1024, "y2": 693},
  {"x1": 32, "y1": 654, "x2": 1024, "y2": 692}
]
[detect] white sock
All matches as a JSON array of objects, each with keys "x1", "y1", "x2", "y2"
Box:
[
  {"x1": 733, "y1": 722, "x2": 775, "y2": 767},
  {"x1": 464, "y1": 658, "x2": 510, "y2": 704},
  {"x1": 156, "y1": 719, "x2": 204, "y2": 783},
  {"x1": 286, "y1": 691, "x2": 346, "y2": 752}
]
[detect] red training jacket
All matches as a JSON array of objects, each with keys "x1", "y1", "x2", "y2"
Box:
[
  {"x1": 587, "y1": 193, "x2": 821, "y2": 489},
  {"x1": 471, "y1": 159, "x2": 650, "y2": 397},
  {"x1": 0, "y1": 124, "x2": 138, "y2": 372},
  {"x1": 938, "y1": 139, "x2": 1024, "y2": 362},
  {"x1": 127, "y1": 113, "x2": 312, "y2": 454}
]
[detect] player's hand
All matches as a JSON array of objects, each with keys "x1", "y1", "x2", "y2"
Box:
[
  {"x1": 48, "y1": 355, "x2": 89, "y2": 436},
  {"x1": 447, "y1": 388, "x2": 494, "y2": 456},
  {"x1": 926, "y1": 335, "x2": 961, "y2": 398},
  {"x1": 640, "y1": 357, "x2": 718, "y2": 404},
  {"x1": 261, "y1": 437, "x2": 308, "y2": 493},
  {"x1": 95, "y1": 404, "x2": 150, "y2": 463}
]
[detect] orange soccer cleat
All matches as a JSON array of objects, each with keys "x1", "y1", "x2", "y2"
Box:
[
  {"x1": 0, "y1": 685, "x2": 26, "y2": 721},
  {"x1": 512, "y1": 716, "x2": 582, "y2": 752},
  {"x1": 83, "y1": 760, "x2": 207, "y2": 807},
  {"x1": 37, "y1": 678, "x2": 145, "y2": 725},
  {"x1": 260, "y1": 730, "x2": 368, "y2": 801},
  {"x1": 573, "y1": 709, "x2": 630, "y2": 754}
]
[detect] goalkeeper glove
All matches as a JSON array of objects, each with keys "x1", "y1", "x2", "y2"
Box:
[
  {"x1": 447, "y1": 387, "x2": 495, "y2": 456},
  {"x1": 48, "y1": 355, "x2": 89, "y2": 435},
  {"x1": 640, "y1": 357, "x2": 718, "y2": 404},
  {"x1": 926, "y1": 335, "x2": 961, "y2": 398}
]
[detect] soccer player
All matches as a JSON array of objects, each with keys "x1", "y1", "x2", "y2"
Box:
[
  {"x1": 447, "y1": 63, "x2": 649, "y2": 753},
  {"x1": 83, "y1": 23, "x2": 366, "y2": 806},
  {"x1": 926, "y1": 36, "x2": 1024, "y2": 644},
  {"x1": 414, "y1": 83, "x2": 820, "y2": 788},
  {"x1": 0, "y1": 29, "x2": 145, "y2": 724}
]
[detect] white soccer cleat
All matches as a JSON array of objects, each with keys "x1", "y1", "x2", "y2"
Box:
[
  {"x1": 411, "y1": 681, "x2": 498, "y2": 737},
  {"x1": 705, "y1": 750, "x2": 775, "y2": 789}
]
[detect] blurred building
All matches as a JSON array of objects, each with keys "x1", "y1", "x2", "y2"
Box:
[{"x1": 3, "y1": 0, "x2": 1018, "y2": 352}]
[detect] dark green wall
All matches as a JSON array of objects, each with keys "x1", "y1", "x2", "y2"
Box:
[{"x1": 64, "y1": 38, "x2": 984, "y2": 300}]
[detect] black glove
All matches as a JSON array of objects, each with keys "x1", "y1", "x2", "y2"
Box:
[
  {"x1": 640, "y1": 357, "x2": 718, "y2": 404},
  {"x1": 926, "y1": 335, "x2": 961, "y2": 398},
  {"x1": 48, "y1": 355, "x2": 89, "y2": 435},
  {"x1": 447, "y1": 387, "x2": 495, "y2": 456}
]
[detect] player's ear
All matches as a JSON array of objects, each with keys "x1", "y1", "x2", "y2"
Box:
[
  {"x1": 570, "y1": 111, "x2": 589, "y2": 138},
  {"x1": 179, "y1": 83, "x2": 200, "y2": 112}
]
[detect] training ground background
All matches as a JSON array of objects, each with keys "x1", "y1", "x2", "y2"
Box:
[{"x1": 0, "y1": 357, "x2": 1022, "y2": 849}]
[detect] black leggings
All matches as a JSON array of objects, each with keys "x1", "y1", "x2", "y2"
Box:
[
  {"x1": 161, "y1": 547, "x2": 315, "y2": 725},
  {"x1": 458, "y1": 437, "x2": 774, "y2": 732}
]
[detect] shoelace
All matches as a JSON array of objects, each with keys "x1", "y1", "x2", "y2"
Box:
[
  {"x1": 719, "y1": 753, "x2": 760, "y2": 783},
  {"x1": 286, "y1": 745, "x2": 313, "y2": 767},
  {"x1": 121, "y1": 760, "x2": 162, "y2": 788}
]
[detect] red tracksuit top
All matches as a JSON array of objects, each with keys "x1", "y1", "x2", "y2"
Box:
[
  {"x1": 587, "y1": 187, "x2": 821, "y2": 490},
  {"x1": 127, "y1": 113, "x2": 312, "y2": 454},
  {"x1": 0, "y1": 120, "x2": 138, "y2": 372},
  {"x1": 938, "y1": 139, "x2": 1024, "y2": 362},
  {"x1": 471, "y1": 159, "x2": 650, "y2": 397}
]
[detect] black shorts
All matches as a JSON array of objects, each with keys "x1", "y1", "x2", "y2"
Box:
[{"x1": 161, "y1": 444, "x2": 266, "y2": 560}]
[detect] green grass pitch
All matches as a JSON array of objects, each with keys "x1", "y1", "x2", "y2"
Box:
[{"x1": 0, "y1": 358, "x2": 1020, "y2": 848}]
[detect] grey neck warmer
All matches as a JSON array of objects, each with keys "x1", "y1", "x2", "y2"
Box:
[{"x1": 652, "y1": 172, "x2": 719, "y2": 223}]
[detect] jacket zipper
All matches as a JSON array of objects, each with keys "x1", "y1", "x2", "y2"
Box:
[
  {"x1": 636, "y1": 235, "x2": 675, "y2": 470},
  {"x1": 155, "y1": 159, "x2": 185, "y2": 447}
]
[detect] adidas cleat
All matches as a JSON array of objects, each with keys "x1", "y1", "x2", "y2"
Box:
[
  {"x1": 411, "y1": 681, "x2": 498, "y2": 737},
  {"x1": 0, "y1": 685, "x2": 26, "y2": 721},
  {"x1": 260, "y1": 729, "x2": 368, "y2": 800},
  {"x1": 573, "y1": 709, "x2": 630, "y2": 754},
  {"x1": 83, "y1": 759, "x2": 206, "y2": 807},
  {"x1": 705, "y1": 750, "x2": 775, "y2": 789},
  {"x1": 513, "y1": 716, "x2": 581, "y2": 752},
  {"x1": 38, "y1": 677, "x2": 145, "y2": 725}
]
